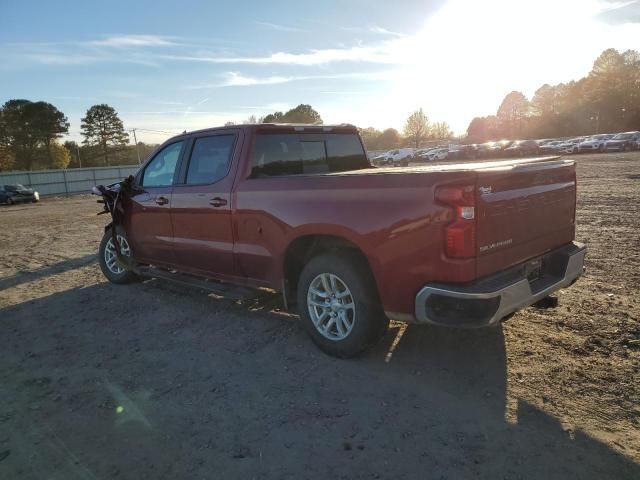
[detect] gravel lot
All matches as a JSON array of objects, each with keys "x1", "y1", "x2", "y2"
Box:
[{"x1": 1, "y1": 152, "x2": 639, "y2": 479}]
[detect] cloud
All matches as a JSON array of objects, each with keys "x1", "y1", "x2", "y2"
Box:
[
  {"x1": 218, "y1": 72, "x2": 292, "y2": 86},
  {"x1": 3, "y1": 35, "x2": 172, "y2": 68},
  {"x1": 189, "y1": 70, "x2": 397, "y2": 88},
  {"x1": 253, "y1": 21, "x2": 303, "y2": 32},
  {"x1": 160, "y1": 43, "x2": 400, "y2": 66},
  {"x1": 369, "y1": 25, "x2": 406, "y2": 37},
  {"x1": 596, "y1": 0, "x2": 640, "y2": 23},
  {"x1": 340, "y1": 24, "x2": 407, "y2": 37},
  {"x1": 25, "y1": 53, "x2": 100, "y2": 65},
  {"x1": 90, "y1": 35, "x2": 177, "y2": 47}
]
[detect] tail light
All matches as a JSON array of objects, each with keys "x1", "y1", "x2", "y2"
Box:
[{"x1": 435, "y1": 185, "x2": 476, "y2": 258}]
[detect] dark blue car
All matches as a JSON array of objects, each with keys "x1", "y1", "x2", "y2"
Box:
[
  {"x1": 0, "y1": 184, "x2": 40, "y2": 205},
  {"x1": 604, "y1": 131, "x2": 640, "y2": 152}
]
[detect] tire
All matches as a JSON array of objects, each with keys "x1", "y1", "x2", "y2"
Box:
[
  {"x1": 297, "y1": 252, "x2": 389, "y2": 358},
  {"x1": 98, "y1": 226, "x2": 139, "y2": 284},
  {"x1": 7, "y1": 197, "x2": 13, "y2": 206}
]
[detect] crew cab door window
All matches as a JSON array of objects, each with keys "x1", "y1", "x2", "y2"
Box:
[
  {"x1": 141, "y1": 141, "x2": 183, "y2": 187},
  {"x1": 185, "y1": 135, "x2": 235, "y2": 185}
]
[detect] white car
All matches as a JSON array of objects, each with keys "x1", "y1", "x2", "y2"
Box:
[
  {"x1": 425, "y1": 148, "x2": 449, "y2": 161},
  {"x1": 383, "y1": 148, "x2": 415, "y2": 166},
  {"x1": 539, "y1": 140, "x2": 565, "y2": 154},
  {"x1": 558, "y1": 138, "x2": 585, "y2": 154},
  {"x1": 371, "y1": 154, "x2": 389, "y2": 166},
  {"x1": 578, "y1": 134, "x2": 614, "y2": 153}
]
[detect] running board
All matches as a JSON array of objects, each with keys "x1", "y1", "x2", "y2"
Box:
[{"x1": 137, "y1": 266, "x2": 256, "y2": 301}]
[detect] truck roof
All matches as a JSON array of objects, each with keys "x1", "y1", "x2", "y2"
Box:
[{"x1": 180, "y1": 123, "x2": 358, "y2": 138}]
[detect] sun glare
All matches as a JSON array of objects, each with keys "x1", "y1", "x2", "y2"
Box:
[{"x1": 339, "y1": 0, "x2": 640, "y2": 134}]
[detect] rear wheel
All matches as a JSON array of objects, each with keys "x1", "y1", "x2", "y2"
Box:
[
  {"x1": 7, "y1": 197, "x2": 13, "y2": 205},
  {"x1": 98, "y1": 227, "x2": 139, "y2": 284},
  {"x1": 297, "y1": 252, "x2": 389, "y2": 358}
]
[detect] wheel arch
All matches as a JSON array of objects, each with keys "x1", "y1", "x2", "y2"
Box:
[{"x1": 282, "y1": 231, "x2": 380, "y2": 309}]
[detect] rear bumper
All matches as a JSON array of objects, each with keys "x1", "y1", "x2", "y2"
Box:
[{"x1": 414, "y1": 242, "x2": 586, "y2": 327}]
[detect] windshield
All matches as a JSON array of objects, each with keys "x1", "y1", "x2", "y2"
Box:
[
  {"x1": 5, "y1": 184, "x2": 27, "y2": 192},
  {"x1": 613, "y1": 133, "x2": 633, "y2": 140}
]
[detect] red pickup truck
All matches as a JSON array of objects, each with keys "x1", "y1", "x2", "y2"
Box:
[{"x1": 96, "y1": 123, "x2": 586, "y2": 357}]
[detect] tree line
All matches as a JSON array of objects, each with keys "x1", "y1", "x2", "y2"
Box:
[
  {"x1": 227, "y1": 104, "x2": 453, "y2": 152},
  {"x1": 360, "y1": 108, "x2": 453, "y2": 151},
  {"x1": 466, "y1": 48, "x2": 640, "y2": 143},
  {"x1": 224, "y1": 104, "x2": 324, "y2": 126},
  {"x1": 0, "y1": 101, "x2": 142, "y2": 171},
  {"x1": 2, "y1": 47, "x2": 635, "y2": 172}
]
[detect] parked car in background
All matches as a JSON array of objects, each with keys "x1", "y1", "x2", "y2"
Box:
[
  {"x1": 447, "y1": 144, "x2": 478, "y2": 160},
  {"x1": 371, "y1": 153, "x2": 390, "y2": 166},
  {"x1": 504, "y1": 140, "x2": 539, "y2": 157},
  {"x1": 384, "y1": 148, "x2": 415, "y2": 166},
  {"x1": 424, "y1": 147, "x2": 449, "y2": 161},
  {"x1": 558, "y1": 138, "x2": 585, "y2": 154},
  {"x1": 539, "y1": 140, "x2": 565, "y2": 154},
  {"x1": 477, "y1": 142, "x2": 503, "y2": 158},
  {"x1": 578, "y1": 134, "x2": 614, "y2": 153},
  {"x1": 604, "y1": 131, "x2": 640, "y2": 152},
  {"x1": 0, "y1": 184, "x2": 40, "y2": 205},
  {"x1": 414, "y1": 148, "x2": 432, "y2": 161}
]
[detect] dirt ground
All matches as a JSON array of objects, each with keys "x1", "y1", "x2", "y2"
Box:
[{"x1": 1, "y1": 152, "x2": 638, "y2": 479}]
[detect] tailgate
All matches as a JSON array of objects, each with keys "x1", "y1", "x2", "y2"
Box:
[{"x1": 475, "y1": 158, "x2": 576, "y2": 278}]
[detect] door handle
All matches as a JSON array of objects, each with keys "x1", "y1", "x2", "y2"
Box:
[
  {"x1": 155, "y1": 196, "x2": 169, "y2": 206},
  {"x1": 209, "y1": 197, "x2": 228, "y2": 207}
]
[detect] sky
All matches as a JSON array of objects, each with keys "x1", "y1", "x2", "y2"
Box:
[{"x1": 1, "y1": 0, "x2": 639, "y2": 144}]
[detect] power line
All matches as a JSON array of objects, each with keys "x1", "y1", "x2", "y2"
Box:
[
  {"x1": 128, "y1": 128, "x2": 181, "y2": 134},
  {"x1": 66, "y1": 127, "x2": 180, "y2": 135}
]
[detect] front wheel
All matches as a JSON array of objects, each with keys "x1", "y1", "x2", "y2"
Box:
[
  {"x1": 297, "y1": 252, "x2": 389, "y2": 358},
  {"x1": 98, "y1": 227, "x2": 139, "y2": 284}
]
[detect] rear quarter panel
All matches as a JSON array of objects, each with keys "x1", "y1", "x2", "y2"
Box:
[{"x1": 233, "y1": 170, "x2": 476, "y2": 315}]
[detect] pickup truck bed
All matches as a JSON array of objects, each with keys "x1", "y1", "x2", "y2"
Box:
[{"x1": 96, "y1": 123, "x2": 586, "y2": 357}]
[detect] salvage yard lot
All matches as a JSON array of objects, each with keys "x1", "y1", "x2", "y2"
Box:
[{"x1": 1, "y1": 152, "x2": 639, "y2": 479}]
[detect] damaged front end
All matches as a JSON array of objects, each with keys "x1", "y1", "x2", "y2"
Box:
[{"x1": 92, "y1": 175, "x2": 141, "y2": 274}]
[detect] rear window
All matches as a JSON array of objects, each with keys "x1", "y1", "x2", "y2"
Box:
[{"x1": 251, "y1": 133, "x2": 369, "y2": 177}]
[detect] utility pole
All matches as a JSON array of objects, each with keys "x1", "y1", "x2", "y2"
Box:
[
  {"x1": 131, "y1": 128, "x2": 141, "y2": 164},
  {"x1": 76, "y1": 145, "x2": 82, "y2": 168}
]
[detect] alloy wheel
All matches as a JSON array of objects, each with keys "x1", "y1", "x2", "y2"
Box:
[
  {"x1": 104, "y1": 235, "x2": 131, "y2": 275},
  {"x1": 307, "y1": 273, "x2": 356, "y2": 341}
]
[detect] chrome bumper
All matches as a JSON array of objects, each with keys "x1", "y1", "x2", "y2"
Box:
[{"x1": 415, "y1": 242, "x2": 586, "y2": 327}]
